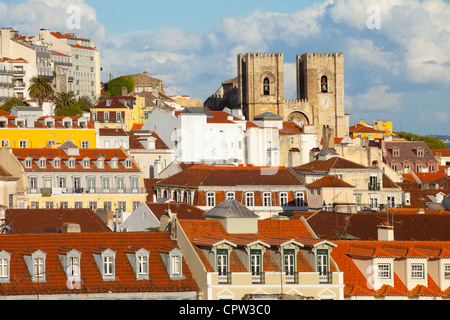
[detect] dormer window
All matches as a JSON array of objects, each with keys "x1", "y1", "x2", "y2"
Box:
[
  {"x1": 93, "y1": 248, "x2": 116, "y2": 281},
  {"x1": 39, "y1": 158, "x2": 46, "y2": 168},
  {"x1": 217, "y1": 249, "x2": 229, "y2": 283},
  {"x1": 45, "y1": 119, "x2": 54, "y2": 128},
  {"x1": 127, "y1": 248, "x2": 150, "y2": 280},
  {"x1": 16, "y1": 120, "x2": 24, "y2": 128},
  {"x1": 54, "y1": 158, "x2": 61, "y2": 168},
  {"x1": 125, "y1": 159, "x2": 132, "y2": 168},
  {"x1": 284, "y1": 249, "x2": 296, "y2": 283},
  {"x1": 58, "y1": 249, "x2": 81, "y2": 289},
  {"x1": 393, "y1": 148, "x2": 399, "y2": 156},
  {"x1": 411, "y1": 263, "x2": 425, "y2": 279},
  {"x1": 23, "y1": 250, "x2": 46, "y2": 282},
  {"x1": 64, "y1": 121, "x2": 72, "y2": 128},
  {"x1": 378, "y1": 263, "x2": 391, "y2": 279},
  {"x1": 68, "y1": 158, "x2": 76, "y2": 168},
  {"x1": 83, "y1": 158, "x2": 90, "y2": 168},
  {"x1": 97, "y1": 158, "x2": 104, "y2": 169},
  {"x1": 111, "y1": 158, "x2": 118, "y2": 169},
  {"x1": 0, "y1": 251, "x2": 11, "y2": 282},
  {"x1": 417, "y1": 149, "x2": 424, "y2": 157},
  {"x1": 25, "y1": 158, "x2": 32, "y2": 168}
]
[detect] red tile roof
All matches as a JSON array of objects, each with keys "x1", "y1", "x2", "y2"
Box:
[
  {"x1": 155, "y1": 165, "x2": 304, "y2": 188},
  {"x1": 331, "y1": 240, "x2": 450, "y2": 298},
  {"x1": 0, "y1": 232, "x2": 197, "y2": 297},
  {"x1": 179, "y1": 219, "x2": 318, "y2": 273},
  {"x1": 5, "y1": 209, "x2": 111, "y2": 234},
  {"x1": 292, "y1": 157, "x2": 368, "y2": 173},
  {"x1": 307, "y1": 175, "x2": 354, "y2": 188},
  {"x1": 146, "y1": 202, "x2": 205, "y2": 220}
]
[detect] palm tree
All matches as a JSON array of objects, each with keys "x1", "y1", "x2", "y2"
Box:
[
  {"x1": 54, "y1": 92, "x2": 76, "y2": 114},
  {"x1": 27, "y1": 75, "x2": 54, "y2": 108}
]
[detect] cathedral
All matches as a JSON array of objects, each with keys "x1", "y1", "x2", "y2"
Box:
[{"x1": 204, "y1": 52, "x2": 349, "y2": 143}]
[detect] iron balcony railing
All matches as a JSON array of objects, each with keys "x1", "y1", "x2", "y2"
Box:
[
  {"x1": 218, "y1": 272, "x2": 232, "y2": 284},
  {"x1": 252, "y1": 272, "x2": 265, "y2": 284},
  {"x1": 285, "y1": 272, "x2": 299, "y2": 284},
  {"x1": 28, "y1": 187, "x2": 147, "y2": 195},
  {"x1": 319, "y1": 272, "x2": 332, "y2": 284},
  {"x1": 368, "y1": 183, "x2": 381, "y2": 191}
]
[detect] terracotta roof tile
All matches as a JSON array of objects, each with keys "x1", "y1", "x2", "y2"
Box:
[{"x1": 307, "y1": 175, "x2": 354, "y2": 188}]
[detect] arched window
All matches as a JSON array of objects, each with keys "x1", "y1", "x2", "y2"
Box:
[
  {"x1": 263, "y1": 78, "x2": 270, "y2": 95},
  {"x1": 321, "y1": 76, "x2": 328, "y2": 93}
]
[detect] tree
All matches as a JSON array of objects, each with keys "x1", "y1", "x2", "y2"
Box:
[
  {"x1": 106, "y1": 76, "x2": 136, "y2": 96},
  {"x1": 0, "y1": 97, "x2": 29, "y2": 112},
  {"x1": 54, "y1": 92, "x2": 76, "y2": 114},
  {"x1": 55, "y1": 105, "x2": 83, "y2": 117},
  {"x1": 75, "y1": 96, "x2": 94, "y2": 112},
  {"x1": 28, "y1": 75, "x2": 55, "y2": 108}
]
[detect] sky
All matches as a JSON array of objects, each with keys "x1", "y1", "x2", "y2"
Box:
[{"x1": 1, "y1": 0, "x2": 450, "y2": 136}]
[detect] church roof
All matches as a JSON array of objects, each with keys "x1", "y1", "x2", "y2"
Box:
[{"x1": 253, "y1": 112, "x2": 283, "y2": 120}]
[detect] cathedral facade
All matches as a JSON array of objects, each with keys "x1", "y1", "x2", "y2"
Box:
[{"x1": 204, "y1": 52, "x2": 349, "y2": 143}]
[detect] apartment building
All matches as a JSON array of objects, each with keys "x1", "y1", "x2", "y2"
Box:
[
  {"x1": 0, "y1": 231, "x2": 197, "y2": 300},
  {"x1": 0, "y1": 108, "x2": 97, "y2": 149},
  {"x1": 0, "y1": 142, "x2": 147, "y2": 223},
  {"x1": 91, "y1": 96, "x2": 135, "y2": 132},
  {"x1": 171, "y1": 200, "x2": 344, "y2": 300},
  {"x1": 292, "y1": 156, "x2": 403, "y2": 211},
  {"x1": 35, "y1": 29, "x2": 101, "y2": 99},
  {"x1": 153, "y1": 164, "x2": 307, "y2": 219}
]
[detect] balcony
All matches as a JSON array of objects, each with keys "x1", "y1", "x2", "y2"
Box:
[
  {"x1": 285, "y1": 272, "x2": 299, "y2": 284},
  {"x1": 13, "y1": 70, "x2": 25, "y2": 76},
  {"x1": 218, "y1": 272, "x2": 232, "y2": 284},
  {"x1": 319, "y1": 272, "x2": 332, "y2": 284},
  {"x1": 97, "y1": 119, "x2": 124, "y2": 124},
  {"x1": 368, "y1": 183, "x2": 381, "y2": 191},
  {"x1": 0, "y1": 70, "x2": 13, "y2": 75},
  {"x1": 252, "y1": 272, "x2": 265, "y2": 284},
  {"x1": 27, "y1": 187, "x2": 147, "y2": 195},
  {"x1": 0, "y1": 82, "x2": 14, "y2": 88}
]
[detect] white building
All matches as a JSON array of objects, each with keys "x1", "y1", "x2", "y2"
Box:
[{"x1": 142, "y1": 107, "x2": 246, "y2": 164}]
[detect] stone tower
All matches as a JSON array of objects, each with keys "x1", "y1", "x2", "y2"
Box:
[
  {"x1": 296, "y1": 53, "x2": 346, "y2": 140},
  {"x1": 237, "y1": 53, "x2": 285, "y2": 121}
]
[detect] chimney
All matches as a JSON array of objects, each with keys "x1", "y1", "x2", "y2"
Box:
[
  {"x1": 377, "y1": 221, "x2": 394, "y2": 241},
  {"x1": 61, "y1": 223, "x2": 81, "y2": 233},
  {"x1": 121, "y1": 86, "x2": 128, "y2": 96},
  {"x1": 143, "y1": 71, "x2": 148, "y2": 76}
]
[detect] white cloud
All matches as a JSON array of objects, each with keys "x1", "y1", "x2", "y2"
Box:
[{"x1": 348, "y1": 85, "x2": 404, "y2": 112}]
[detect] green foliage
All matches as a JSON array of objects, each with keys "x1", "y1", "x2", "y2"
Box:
[
  {"x1": 54, "y1": 92, "x2": 76, "y2": 113},
  {"x1": 106, "y1": 76, "x2": 136, "y2": 96},
  {"x1": 55, "y1": 105, "x2": 83, "y2": 116},
  {"x1": 396, "y1": 131, "x2": 447, "y2": 149},
  {"x1": 28, "y1": 75, "x2": 55, "y2": 107},
  {"x1": 0, "y1": 97, "x2": 29, "y2": 112},
  {"x1": 75, "y1": 96, "x2": 94, "y2": 112}
]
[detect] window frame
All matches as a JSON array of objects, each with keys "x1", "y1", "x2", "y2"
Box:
[
  {"x1": 377, "y1": 263, "x2": 391, "y2": 279},
  {"x1": 411, "y1": 263, "x2": 425, "y2": 279}
]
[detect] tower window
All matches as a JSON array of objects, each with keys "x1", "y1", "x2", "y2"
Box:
[
  {"x1": 263, "y1": 78, "x2": 270, "y2": 95},
  {"x1": 321, "y1": 76, "x2": 328, "y2": 93}
]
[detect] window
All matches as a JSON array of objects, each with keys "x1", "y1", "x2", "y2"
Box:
[
  {"x1": 171, "y1": 255, "x2": 181, "y2": 275},
  {"x1": 411, "y1": 263, "x2": 424, "y2": 279},
  {"x1": 54, "y1": 159, "x2": 61, "y2": 168},
  {"x1": 370, "y1": 197, "x2": 378, "y2": 209},
  {"x1": 263, "y1": 192, "x2": 272, "y2": 207},
  {"x1": 321, "y1": 75, "x2": 328, "y2": 93},
  {"x1": 132, "y1": 201, "x2": 141, "y2": 210},
  {"x1": 81, "y1": 141, "x2": 89, "y2": 149},
  {"x1": 118, "y1": 201, "x2": 126, "y2": 212},
  {"x1": 378, "y1": 263, "x2": 391, "y2": 279},
  {"x1": 418, "y1": 150, "x2": 424, "y2": 157},
  {"x1": 206, "y1": 192, "x2": 215, "y2": 207},
  {"x1": 89, "y1": 201, "x2": 97, "y2": 210},
  {"x1": 30, "y1": 201, "x2": 39, "y2": 209},
  {"x1": 102, "y1": 177, "x2": 110, "y2": 191},
  {"x1": 445, "y1": 264, "x2": 450, "y2": 280},
  {"x1": 111, "y1": 159, "x2": 118, "y2": 168},
  {"x1": 416, "y1": 165, "x2": 423, "y2": 172},
  {"x1": 393, "y1": 149, "x2": 399, "y2": 156},
  {"x1": 279, "y1": 192, "x2": 289, "y2": 207},
  {"x1": 97, "y1": 159, "x2": 104, "y2": 169},
  {"x1": 0, "y1": 251, "x2": 11, "y2": 281},
  {"x1": 103, "y1": 255, "x2": 114, "y2": 276},
  {"x1": 284, "y1": 249, "x2": 295, "y2": 283},
  {"x1": 87, "y1": 177, "x2": 96, "y2": 192},
  {"x1": 117, "y1": 177, "x2": 125, "y2": 191},
  {"x1": 19, "y1": 140, "x2": 27, "y2": 148},
  {"x1": 104, "y1": 201, "x2": 112, "y2": 212},
  {"x1": 74, "y1": 201, "x2": 83, "y2": 208},
  {"x1": 226, "y1": 192, "x2": 235, "y2": 200},
  {"x1": 34, "y1": 256, "x2": 45, "y2": 280},
  {"x1": 245, "y1": 192, "x2": 254, "y2": 207},
  {"x1": 387, "y1": 196, "x2": 395, "y2": 208},
  {"x1": 429, "y1": 165, "x2": 436, "y2": 173},
  {"x1": 250, "y1": 250, "x2": 262, "y2": 283},
  {"x1": 60, "y1": 201, "x2": 69, "y2": 209},
  {"x1": 58, "y1": 177, "x2": 66, "y2": 188},
  {"x1": 132, "y1": 177, "x2": 139, "y2": 191},
  {"x1": 68, "y1": 256, "x2": 80, "y2": 276},
  {"x1": 391, "y1": 164, "x2": 398, "y2": 171},
  {"x1": 317, "y1": 249, "x2": 329, "y2": 283},
  {"x1": 45, "y1": 201, "x2": 54, "y2": 209},
  {"x1": 69, "y1": 159, "x2": 76, "y2": 168},
  {"x1": 25, "y1": 159, "x2": 32, "y2": 169},
  {"x1": 1, "y1": 140, "x2": 8, "y2": 147},
  {"x1": 217, "y1": 249, "x2": 228, "y2": 283},
  {"x1": 125, "y1": 159, "x2": 132, "y2": 168},
  {"x1": 137, "y1": 254, "x2": 148, "y2": 275},
  {"x1": 263, "y1": 77, "x2": 270, "y2": 95},
  {"x1": 295, "y1": 192, "x2": 305, "y2": 207}
]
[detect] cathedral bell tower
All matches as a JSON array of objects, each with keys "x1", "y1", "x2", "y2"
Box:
[{"x1": 237, "y1": 53, "x2": 285, "y2": 121}]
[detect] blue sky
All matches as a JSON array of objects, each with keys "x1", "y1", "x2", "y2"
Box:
[{"x1": 2, "y1": 0, "x2": 450, "y2": 136}]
